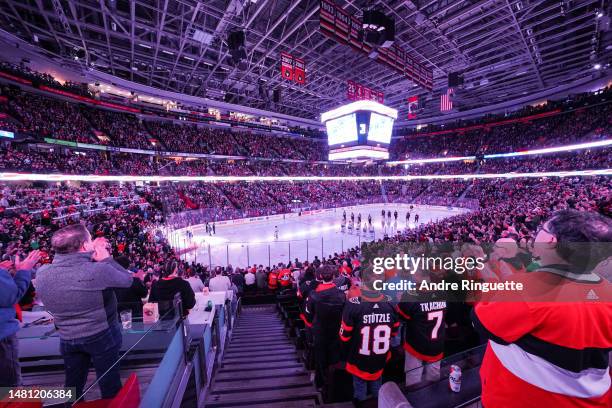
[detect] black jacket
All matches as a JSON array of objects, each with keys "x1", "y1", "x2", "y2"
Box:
[
  {"x1": 303, "y1": 282, "x2": 345, "y2": 344},
  {"x1": 149, "y1": 277, "x2": 196, "y2": 319},
  {"x1": 114, "y1": 278, "x2": 148, "y2": 317}
]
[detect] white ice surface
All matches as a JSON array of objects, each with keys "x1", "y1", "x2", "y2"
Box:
[{"x1": 169, "y1": 203, "x2": 470, "y2": 268}]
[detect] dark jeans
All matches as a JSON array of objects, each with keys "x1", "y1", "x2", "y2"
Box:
[
  {"x1": 314, "y1": 338, "x2": 340, "y2": 388},
  {"x1": 352, "y1": 375, "x2": 382, "y2": 401},
  {"x1": 60, "y1": 323, "x2": 123, "y2": 400},
  {"x1": 0, "y1": 333, "x2": 21, "y2": 387}
]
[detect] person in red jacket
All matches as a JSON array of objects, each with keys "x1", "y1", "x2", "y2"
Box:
[
  {"x1": 267, "y1": 268, "x2": 279, "y2": 292},
  {"x1": 473, "y1": 210, "x2": 612, "y2": 408},
  {"x1": 277, "y1": 268, "x2": 292, "y2": 289}
]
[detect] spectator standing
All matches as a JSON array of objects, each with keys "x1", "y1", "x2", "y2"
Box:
[
  {"x1": 208, "y1": 269, "x2": 232, "y2": 292},
  {"x1": 36, "y1": 225, "x2": 133, "y2": 400},
  {"x1": 255, "y1": 267, "x2": 267, "y2": 293},
  {"x1": 231, "y1": 270, "x2": 245, "y2": 296},
  {"x1": 339, "y1": 277, "x2": 399, "y2": 402},
  {"x1": 244, "y1": 269, "x2": 256, "y2": 294},
  {"x1": 473, "y1": 210, "x2": 612, "y2": 407},
  {"x1": 397, "y1": 286, "x2": 447, "y2": 386},
  {"x1": 302, "y1": 266, "x2": 346, "y2": 389},
  {"x1": 113, "y1": 256, "x2": 147, "y2": 318},
  {"x1": 0, "y1": 250, "x2": 41, "y2": 387}
]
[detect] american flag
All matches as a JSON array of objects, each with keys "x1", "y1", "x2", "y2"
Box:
[{"x1": 440, "y1": 87, "x2": 454, "y2": 112}]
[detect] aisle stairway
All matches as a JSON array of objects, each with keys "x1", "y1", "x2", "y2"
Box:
[{"x1": 205, "y1": 305, "x2": 320, "y2": 407}]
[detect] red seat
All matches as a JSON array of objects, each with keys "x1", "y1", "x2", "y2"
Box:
[
  {"x1": 74, "y1": 374, "x2": 140, "y2": 408},
  {"x1": 0, "y1": 402, "x2": 43, "y2": 408}
]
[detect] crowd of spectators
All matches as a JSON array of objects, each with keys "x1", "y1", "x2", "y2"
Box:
[
  {"x1": 0, "y1": 62, "x2": 92, "y2": 97},
  {"x1": 392, "y1": 98, "x2": 612, "y2": 159},
  {"x1": 1, "y1": 78, "x2": 610, "y2": 167},
  {"x1": 5, "y1": 88, "x2": 94, "y2": 143}
]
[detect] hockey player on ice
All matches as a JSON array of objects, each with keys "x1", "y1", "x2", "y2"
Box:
[{"x1": 274, "y1": 225, "x2": 279, "y2": 240}]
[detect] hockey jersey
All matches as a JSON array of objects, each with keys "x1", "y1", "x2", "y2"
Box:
[
  {"x1": 298, "y1": 278, "x2": 319, "y2": 300},
  {"x1": 397, "y1": 291, "x2": 447, "y2": 362},
  {"x1": 277, "y1": 269, "x2": 292, "y2": 287},
  {"x1": 267, "y1": 270, "x2": 278, "y2": 290},
  {"x1": 302, "y1": 282, "x2": 345, "y2": 340},
  {"x1": 334, "y1": 275, "x2": 352, "y2": 292},
  {"x1": 473, "y1": 268, "x2": 612, "y2": 408},
  {"x1": 340, "y1": 290, "x2": 399, "y2": 380}
]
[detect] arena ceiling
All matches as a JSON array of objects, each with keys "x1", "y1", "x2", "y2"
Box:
[{"x1": 0, "y1": 0, "x2": 610, "y2": 121}]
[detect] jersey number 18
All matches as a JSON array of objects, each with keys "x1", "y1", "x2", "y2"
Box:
[{"x1": 358, "y1": 325, "x2": 391, "y2": 355}]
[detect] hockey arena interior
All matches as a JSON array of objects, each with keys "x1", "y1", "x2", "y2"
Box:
[{"x1": 0, "y1": 0, "x2": 611, "y2": 407}]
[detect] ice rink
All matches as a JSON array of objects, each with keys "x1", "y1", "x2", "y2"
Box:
[{"x1": 169, "y1": 203, "x2": 470, "y2": 268}]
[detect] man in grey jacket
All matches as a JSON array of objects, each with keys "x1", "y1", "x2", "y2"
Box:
[{"x1": 36, "y1": 224, "x2": 132, "y2": 400}]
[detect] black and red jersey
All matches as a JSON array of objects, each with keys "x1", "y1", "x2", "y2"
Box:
[
  {"x1": 397, "y1": 292, "x2": 447, "y2": 362},
  {"x1": 473, "y1": 268, "x2": 612, "y2": 408},
  {"x1": 340, "y1": 290, "x2": 399, "y2": 380},
  {"x1": 301, "y1": 282, "x2": 345, "y2": 341},
  {"x1": 334, "y1": 275, "x2": 352, "y2": 292},
  {"x1": 298, "y1": 279, "x2": 319, "y2": 300}
]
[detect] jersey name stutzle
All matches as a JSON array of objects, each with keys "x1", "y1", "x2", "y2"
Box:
[{"x1": 363, "y1": 313, "x2": 391, "y2": 324}]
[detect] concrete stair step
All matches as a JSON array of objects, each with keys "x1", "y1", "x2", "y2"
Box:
[
  {"x1": 226, "y1": 343, "x2": 293, "y2": 352},
  {"x1": 222, "y1": 353, "x2": 298, "y2": 365},
  {"x1": 231, "y1": 333, "x2": 288, "y2": 341},
  {"x1": 229, "y1": 340, "x2": 292, "y2": 348},
  {"x1": 207, "y1": 400, "x2": 316, "y2": 408},
  {"x1": 214, "y1": 367, "x2": 308, "y2": 382},
  {"x1": 205, "y1": 386, "x2": 319, "y2": 407},
  {"x1": 223, "y1": 347, "x2": 295, "y2": 358},
  {"x1": 211, "y1": 375, "x2": 311, "y2": 393},
  {"x1": 217, "y1": 360, "x2": 303, "y2": 373}
]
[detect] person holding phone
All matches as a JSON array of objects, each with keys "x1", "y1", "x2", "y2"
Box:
[
  {"x1": 36, "y1": 224, "x2": 133, "y2": 400},
  {"x1": 0, "y1": 250, "x2": 41, "y2": 387}
]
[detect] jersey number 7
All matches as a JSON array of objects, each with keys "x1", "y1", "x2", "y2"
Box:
[{"x1": 428, "y1": 310, "x2": 443, "y2": 340}]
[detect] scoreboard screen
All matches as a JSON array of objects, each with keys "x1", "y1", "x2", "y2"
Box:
[
  {"x1": 367, "y1": 112, "x2": 393, "y2": 144},
  {"x1": 326, "y1": 113, "x2": 357, "y2": 146},
  {"x1": 322, "y1": 100, "x2": 397, "y2": 160}
]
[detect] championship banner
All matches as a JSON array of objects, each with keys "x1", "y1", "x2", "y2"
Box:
[
  {"x1": 355, "y1": 83, "x2": 364, "y2": 99},
  {"x1": 347, "y1": 80, "x2": 383, "y2": 103},
  {"x1": 319, "y1": 0, "x2": 433, "y2": 90},
  {"x1": 347, "y1": 80, "x2": 356, "y2": 99},
  {"x1": 281, "y1": 52, "x2": 294, "y2": 81},
  {"x1": 319, "y1": 0, "x2": 336, "y2": 35},
  {"x1": 407, "y1": 95, "x2": 419, "y2": 119},
  {"x1": 294, "y1": 58, "x2": 306, "y2": 84},
  {"x1": 335, "y1": 8, "x2": 350, "y2": 43}
]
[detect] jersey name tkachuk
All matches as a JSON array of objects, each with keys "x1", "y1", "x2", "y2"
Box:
[
  {"x1": 397, "y1": 297, "x2": 447, "y2": 362},
  {"x1": 340, "y1": 293, "x2": 399, "y2": 380}
]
